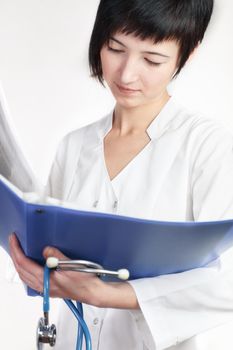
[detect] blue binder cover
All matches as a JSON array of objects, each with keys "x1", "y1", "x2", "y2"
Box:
[{"x1": 1, "y1": 175, "x2": 233, "y2": 295}]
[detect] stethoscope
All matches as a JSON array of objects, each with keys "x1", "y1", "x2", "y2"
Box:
[{"x1": 36, "y1": 258, "x2": 130, "y2": 349}]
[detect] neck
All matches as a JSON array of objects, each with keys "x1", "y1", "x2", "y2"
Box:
[{"x1": 113, "y1": 91, "x2": 170, "y2": 136}]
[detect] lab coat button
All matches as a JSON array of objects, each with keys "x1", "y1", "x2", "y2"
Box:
[
  {"x1": 93, "y1": 200, "x2": 99, "y2": 208},
  {"x1": 93, "y1": 318, "x2": 99, "y2": 325},
  {"x1": 113, "y1": 200, "x2": 118, "y2": 209}
]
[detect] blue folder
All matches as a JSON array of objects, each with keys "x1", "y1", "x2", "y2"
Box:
[{"x1": 1, "y1": 175, "x2": 233, "y2": 295}]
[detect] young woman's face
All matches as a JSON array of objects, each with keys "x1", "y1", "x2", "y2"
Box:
[{"x1": 100, "y1": 32, "x2": 180, "y2": 108}]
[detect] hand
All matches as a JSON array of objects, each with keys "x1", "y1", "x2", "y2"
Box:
[
  {"x1": 9, "y1": 233, "x2": 104, "y2": 305},
  {"x1": 9, "y1": 233, "x2": 139, "y2": 309}
]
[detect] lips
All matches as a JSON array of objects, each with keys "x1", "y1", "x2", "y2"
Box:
[{"x1": 116, "y1": 83, "x2": 140, "y2": 93}]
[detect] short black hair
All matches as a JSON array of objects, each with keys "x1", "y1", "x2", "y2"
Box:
[{"x1": 89, "y1": 0, "x2": 214, "y2": 84}]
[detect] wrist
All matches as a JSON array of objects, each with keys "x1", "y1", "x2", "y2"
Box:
[
  {"x1": 95, "y1": 281, "x2": 140, "y2": 309},
  {"x1": 83, "y1": 277, "x2": 106, "y2": 307}
]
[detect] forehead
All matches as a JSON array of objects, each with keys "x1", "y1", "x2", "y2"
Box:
[{"x1": 110, "y1": 32, "x2": 180, "y2": 56}]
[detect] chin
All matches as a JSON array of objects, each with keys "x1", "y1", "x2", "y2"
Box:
[
  {"x1": 114, "y1": 95, "x2": 143, "y2": 109},
  {"x1": 117, "y1": 100, "x2": 141, "y2": 110}
]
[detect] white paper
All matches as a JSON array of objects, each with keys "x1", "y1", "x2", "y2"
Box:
[{"x1": 0, "y1": 83, "x2": 39, "y2": 192}]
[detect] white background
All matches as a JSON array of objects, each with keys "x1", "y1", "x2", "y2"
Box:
[{"x1": 0, "y1": 0, "x2": 232, "y2": 349}]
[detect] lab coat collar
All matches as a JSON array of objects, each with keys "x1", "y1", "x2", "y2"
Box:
[
  {"x1": 87, "y1": 96, "x2": 182, "y2": 149},
  {"x1": 146, "y1": 96, "x2": 181, "y2": 140}
]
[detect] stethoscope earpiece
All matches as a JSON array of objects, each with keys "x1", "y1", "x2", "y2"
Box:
[{"x1": 46, "y1": 258, "x2": 130, "y2": 281}]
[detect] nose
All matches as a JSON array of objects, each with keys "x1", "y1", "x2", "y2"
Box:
[{"x1": 118, "y1": 56, "x2": 139, "y2": 85}]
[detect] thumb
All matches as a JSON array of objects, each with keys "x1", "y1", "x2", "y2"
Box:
[{"x1": 43, "y1": 246, "x2": 69, "y2": 260}]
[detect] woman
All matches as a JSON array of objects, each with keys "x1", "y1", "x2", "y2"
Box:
[{"x1": 9, "y1": 0, "x2": 233, "y2": 349}]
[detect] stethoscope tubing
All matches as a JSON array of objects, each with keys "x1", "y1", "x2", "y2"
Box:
[
  {"x1": 76, "y1": 302, "x2": 84, "y2": 350},
  {"x1": 43, "y1": 265, "x2": 50, "y2": 314},
  {"x1": 42, "y1": 265, "x2": 91, "y2": 350},
  {"x1": 64, "y1": 299, "x2": 91, "y2": 350}
]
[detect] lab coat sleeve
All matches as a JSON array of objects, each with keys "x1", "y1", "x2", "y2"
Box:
[
  {"x1": 129, "y1": 126, "x2": 233, "y2": 350},
  {"x1": 45, "y1": 134, "x2": 69, "y2": 199},
  {"x1": 45, "y1": 127, "x2": 85, "y2": 199},
  {"x1": 191, "y1": 124, "x2": 233, "y2": 220}
]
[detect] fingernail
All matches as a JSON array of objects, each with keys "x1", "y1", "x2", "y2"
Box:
[
  {"x1": 9, "y1": 233, "x2": 14, "y2": 243},
  {"x1": 45, "y1": 246, "x2": 53, "y2": 251},
  {"x1": 43, "y1": 246, "x2": 53, "y2": 255}
]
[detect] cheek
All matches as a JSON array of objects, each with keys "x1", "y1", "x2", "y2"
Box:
[
  {"x1": 143, "y1": 67, "x2": 175, "y2": 92},
  {"x1": 142, "y1": 72, "x2": 166, "y2": 92},
  {"x1": 106, "y1": 68, "x2": 121, "y2": 85},
  {"x1": 100, "y1": 51, "x2": 118, "y2": 81}
]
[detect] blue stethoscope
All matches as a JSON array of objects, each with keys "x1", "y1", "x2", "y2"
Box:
[{"x1": 36, "y1": 258, "x2": 130, "y2": 349}]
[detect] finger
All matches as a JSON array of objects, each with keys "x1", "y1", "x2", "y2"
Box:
[
  {"x1": 9, "y1": 232, "x2": 22, "y2": 253},
  {"x1": 17, "y1": 268, "x2": 44, "y2": 293},
  {"x1": 9, "y1": 232, "x2": 25, "y2": 261},
  {"x1": 9, "y1": 233, "x2": 43, "y2": 279},
  {"x1": 9, "y1": 233, "x2": 26, "y2": 269},
  {"x1": 9, "y1": 233, "x2": 39, "y2": 268},
  {"x1": 43, "y1": 246, "x2": 69, "y2": 260},
  {"x1": 49, "y1": 270, "x2": 80, "y2": 299},
  {"x1": 9, "y1": 235, "x2": 43, "y2": 292}
]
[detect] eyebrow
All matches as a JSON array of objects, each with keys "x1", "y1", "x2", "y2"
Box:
[{"x1": 109, "y1": 37, "x2": 170, "y2": 58}]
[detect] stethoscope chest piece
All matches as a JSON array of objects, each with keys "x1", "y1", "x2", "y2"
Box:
[{"x1": 37, "y1": 317, "x2": 56, "y2": 349}]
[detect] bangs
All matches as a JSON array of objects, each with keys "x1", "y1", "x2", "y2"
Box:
[{"x1": 103, "y1": 1, "x2": 196, "y2": 46}]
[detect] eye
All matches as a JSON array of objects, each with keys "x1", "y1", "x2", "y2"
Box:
[
  {"x1": 107, "y1": 46, "x2": 124, "y2": 53},
  {"x1": 145, "y1": 58, "x2": 162, "y2": 67}
]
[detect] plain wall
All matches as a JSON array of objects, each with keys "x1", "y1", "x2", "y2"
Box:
[{"x1": 0, "y1": 0, "x2": 233, "y2": 349}]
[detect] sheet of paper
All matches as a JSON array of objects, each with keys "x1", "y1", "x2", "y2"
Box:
[{"x1": 0, "y1": 83, "x2": 39, "y2": 192}]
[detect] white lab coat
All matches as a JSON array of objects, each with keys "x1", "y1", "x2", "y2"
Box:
[{"x1": 46, "y1": 97, "x2": 233, "y2": 350}]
